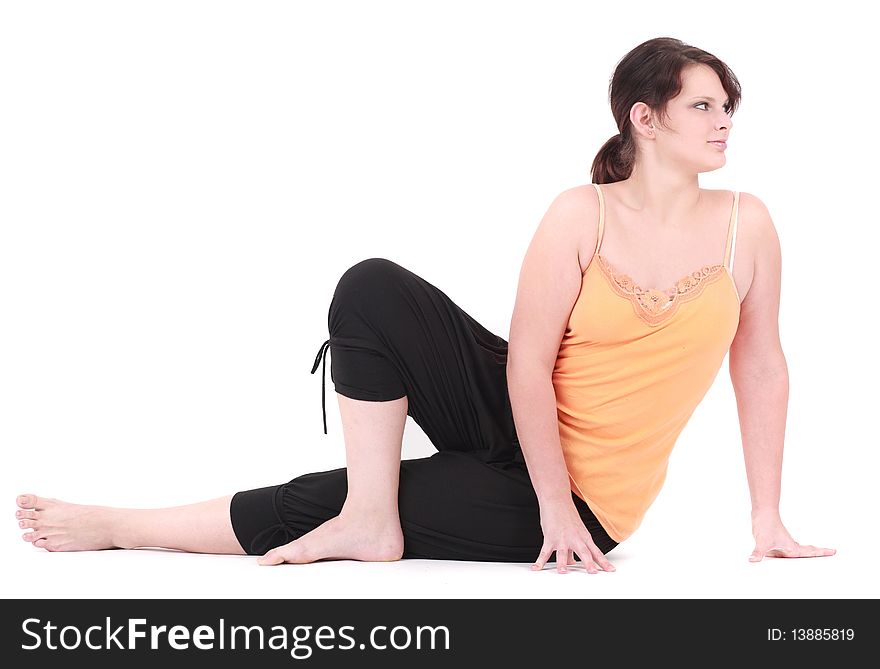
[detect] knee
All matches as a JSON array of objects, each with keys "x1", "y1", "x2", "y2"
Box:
[
  {"x1": 333, "y1": 257, "x2": 406, "y2": 305},
  {"x1": 329, "y1": 258, "x2": 408, "y2": 327},
  {"x1": 341, "y1": 257, "x2": 401, "y2": 283}
]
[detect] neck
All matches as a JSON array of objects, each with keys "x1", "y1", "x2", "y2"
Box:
[{"x1": 616, "y1": 169, "x2": 702, "y2": 228}]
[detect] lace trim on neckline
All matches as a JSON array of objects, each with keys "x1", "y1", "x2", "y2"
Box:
[{"x1": 594, "y1": 254, "x2": 727, "y2": 325}]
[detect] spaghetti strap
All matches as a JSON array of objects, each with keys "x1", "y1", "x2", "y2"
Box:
[
  {"x1": 723, "y1": 191, "x2": 740, "y2": 272},
  {"x1": 591, "y1": 183, "x2": 606, "y2": 255}
]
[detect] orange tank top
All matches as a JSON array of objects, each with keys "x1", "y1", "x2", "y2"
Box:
[{"x1": 552, "y1": 183, "x2": 742, "y2": 543}]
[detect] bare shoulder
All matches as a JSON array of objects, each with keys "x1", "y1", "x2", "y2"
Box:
[
  {"x1": 729, "y1": 190, "x2": 779, "y2": 301},
  {"x1": 550, "y1": 183, "x2": 600, "y2": 221},
  {"x1": 725, "y1": 189, "x2": 785, "y2": 351},
  {"x1": 548, "y1": 184, "x2": 600, "y2": 272},
  {"x1": 737, "y1": 190, "x2": 774, "y2": 226},
  {"x1": 735, "y1": 191, "x2": 778, "y2": 255}
]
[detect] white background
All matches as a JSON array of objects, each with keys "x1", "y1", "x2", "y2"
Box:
[{"x1": 2, "y1": 0, "x2": 876, "y2": 600}]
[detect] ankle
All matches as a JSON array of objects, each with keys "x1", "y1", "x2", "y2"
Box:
[{"x1": 339, "y1": 501, "x2": 400, "y2": 526}]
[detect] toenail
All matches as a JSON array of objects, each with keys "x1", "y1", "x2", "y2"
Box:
[
  {"x1": 19, "y1": 521, "x2": 24, "y2": 527},
  {"x1": 16, "y1": 511, "x2": 21, "y2": 517}
]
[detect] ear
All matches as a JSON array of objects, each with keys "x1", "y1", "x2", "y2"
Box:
[{"x1": 629, "y1": 101, "x2": 655, "y2": 138}]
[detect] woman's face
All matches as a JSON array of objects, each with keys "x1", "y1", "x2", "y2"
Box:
[{"x1": 644, "y1": 64, "x2": 734, "y2": 173}]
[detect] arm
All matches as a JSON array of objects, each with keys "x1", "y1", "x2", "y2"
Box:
[
  {"x1": 507, "y1": 364, "x2": 573, "y2": 508},
  {"x1": 507, "y1": 188, "x2": 588, "y2": 509},
  {"x1": 507, "y1": 186, "x2": 616, "y2": 574},
  {"x1": 728, "y1": 193, "x2": 788, "y2": 521},
  {"x1": 728, "y1": 193, "x2": 835, "y2": 562}
]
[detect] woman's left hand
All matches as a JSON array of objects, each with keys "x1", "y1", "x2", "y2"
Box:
[{"x1": 749, "y1": 513, "x2": 837, "y2": 562}]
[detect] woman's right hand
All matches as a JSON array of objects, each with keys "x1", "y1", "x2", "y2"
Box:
[{"x1": 532, "y1": 500, "x2": 617, "y2": 574}]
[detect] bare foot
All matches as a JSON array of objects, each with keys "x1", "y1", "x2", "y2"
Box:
[
  {"x1": 15, "y1": 494, "x2": 121, "y2": 552},
  {"x1": 256, "y1": 511, "x2": 404, "y2": 566}
]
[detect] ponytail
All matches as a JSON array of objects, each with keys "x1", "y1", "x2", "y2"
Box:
[{"x1": 590, "y1": 132, "x2": 635, "y2": 184}]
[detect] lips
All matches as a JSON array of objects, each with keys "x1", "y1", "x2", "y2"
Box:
[{"x1": 709, "y1": 141, "x2": 727, "y2": 148}]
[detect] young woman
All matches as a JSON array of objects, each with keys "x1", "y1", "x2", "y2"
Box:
[{"x1": 15, "y1": 37, "x2": 835, "y2": 574}]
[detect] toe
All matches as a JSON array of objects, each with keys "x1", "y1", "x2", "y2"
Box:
[
  {"x1": 256, "y1": 550, "x2": 285, "y2": 566},
  {"x1": 16, "y1": 510, "x2": 37, "y2": 520},
  {"x1": 19, "y1": 519, "x2": 37, "y2": 529},
  {"x1": 17, "y1": 494, "x2": 47, "y2": 510}
]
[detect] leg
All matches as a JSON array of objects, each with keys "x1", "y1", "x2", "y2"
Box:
[
  {"x1": 256, "y1": 393, "x2": 409, "y2": 565},
  {"x1": 396, "y1": 451, "x2": 619, "y2": 563},
  {"x1": 14, "y1": 493, "x2": 247, "y2": 555},
  {"x1": 228, "y1": 452, "x2": 619, "y2": 564},
  {"x1": 16, "y1": 257, "x2": 514, "y2": 561},
  {"x1": 317, "y1": 257, "x2": 519, "y2": 461},
  {"x1": 337, "y1": 394, "x2": 408, "y2": 517},
  {"x1": 257, "y1": 257, "x2": 519, "y2": 565}
]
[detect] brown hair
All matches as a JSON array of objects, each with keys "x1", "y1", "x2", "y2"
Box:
[{"x1": 591, "y1": 37, "x2": 742, "y2": 184}]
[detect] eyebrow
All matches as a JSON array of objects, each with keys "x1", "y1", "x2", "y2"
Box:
[{"x1": 689, "y1": 96, "x2": 730, "y2": 105}]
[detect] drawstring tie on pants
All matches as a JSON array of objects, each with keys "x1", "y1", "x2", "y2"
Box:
[{"x1": 310, "y1": 338, "x2": 331, "y2": 434}]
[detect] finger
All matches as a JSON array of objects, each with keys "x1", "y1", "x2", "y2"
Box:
[
  {"x1": 582, "y1": 554, "x2": 599, "y2": 574},
  {"x1": 569, "y1": 546, "x2": 596, "y2": 574},
  {"x1": 572, "y1": 542, "x2": 615, "y2": 574},
  {"x1": 764, "y1": 544, "x2": 802, "y2": 557},
  {"x1": 532, "y1": 545, "x2": 553, "y2": 571},
  {"x1": 760, "y1": 545, "x2": 799, "y2": 559},
  {"x1": 586, "y1": 544, "x2": 616, "y2": 572},
  {"x1": 785, "y1": 545, "x2": 837, "y2": 558},
  {"x1": 557, "y1": 548, "x2": 571, "y2": 574},
  {"x1": 800, "y1": 545, "x2": 837, "y2": 558},
  {"x1": 750, "y1": 544, "x2": 794, "y2": 560}
]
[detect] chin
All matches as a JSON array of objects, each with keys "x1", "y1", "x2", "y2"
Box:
[{"x1": 697, "y1": 161, "x2": 726, "y2": 175}]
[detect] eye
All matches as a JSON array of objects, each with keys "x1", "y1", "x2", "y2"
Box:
[{"x1": 695, "y1": 101, "x2": 733, "y2": 115}]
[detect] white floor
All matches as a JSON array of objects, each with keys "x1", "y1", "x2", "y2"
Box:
[
  {"x1": 4, "y1": 412, "x2": 868, "y2": 600},
  {"x1": 4, "y1": 519, "x2": 863, "y2": 600}
]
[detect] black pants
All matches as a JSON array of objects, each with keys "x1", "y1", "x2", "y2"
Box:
[{"x1": 229, "y1": 258, "x2": 618, "y2": 561}]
